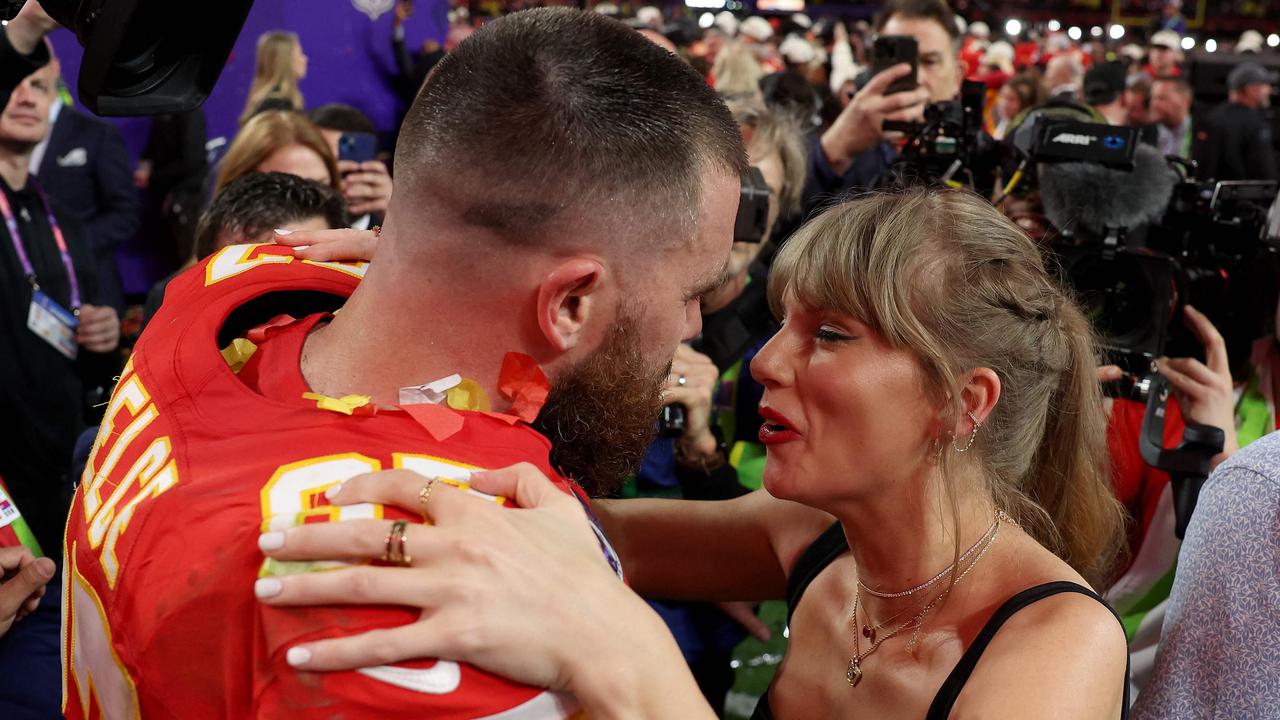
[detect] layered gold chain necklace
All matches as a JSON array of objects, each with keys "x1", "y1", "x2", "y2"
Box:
[{"x1": 845, "y1": 511, "x2": 1007, "y2": 688}]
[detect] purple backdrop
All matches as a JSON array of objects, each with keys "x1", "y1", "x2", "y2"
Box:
[
  {"x1": 47, "y1": 0, "x2": 446, "y2": 293},
  {"x1": 50, "y1": 0, "x2": 448, "y2": 161}
]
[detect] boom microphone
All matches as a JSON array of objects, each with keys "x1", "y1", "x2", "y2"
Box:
[{"x1": 1039, "y1": 143, "x2": 1180, "y2": 237}]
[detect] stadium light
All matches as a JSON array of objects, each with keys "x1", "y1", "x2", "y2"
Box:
[
  {"x1": 1109, "y1": 25, "x2": 1125, "y2": 40},
  {"x1": 1048, "y1": 20, "x2": 1061, "y2": 32},
  {"x1": 1067, "y1": 26, "x2": 1082, "y2": 41},
  {"x1": 1269, "y1": 33, "x2": 1280, "y2": 48},
  {"x1": 1006, "y1": 19, "x2": 1022, "y2": 36},
  {"x1": 1181, "y1": 36, "x2": 1195, "y2": 50},
  {"x1": 1090, "y1": 26, "x2": 1103, "y2": 38},
  {"x1": 699, "y1": 11, "x2": 714, "y2": 28},
  {"x1": 684, "y1": 0, "x2": 726, "y2": 8},
  {"x1": 1205, "y1": 38, "x2": 1217, "y2": 53}
]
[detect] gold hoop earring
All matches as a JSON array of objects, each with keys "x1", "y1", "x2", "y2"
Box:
[{"x1": 952, "y1": 411, "x2": 981, "y2": 453}]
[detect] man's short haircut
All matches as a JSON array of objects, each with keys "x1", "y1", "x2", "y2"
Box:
[
  {"x1": 874, "y1": 0, "x2": 960, "y2": 47},
  {"x1": 1153, "y1": 74, "x2": 1193, "y2": 97},
  {"x1": 308, "y1": 103, "x2": 378, "y2": 136},
  {"x1": 194, "y1": 172, "x2": 348, "y2": 260},
  {"x1": 394, "y1": 8, "x2": 747, "y2": 247}
]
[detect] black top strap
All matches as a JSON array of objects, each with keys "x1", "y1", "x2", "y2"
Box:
[
  {"x1": 754, "y1": 526, "x2": 1130, "y2": 720},
  {"x1": 925, "y1": 580, "x2": 1131, "y2": 719},
  {"x1": 783, "y1": 521, "x2": 848, "y2": 623}
]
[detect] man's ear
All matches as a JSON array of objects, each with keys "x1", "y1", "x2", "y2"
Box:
[{"x1": 536, "y1": 258, "x2": 607, "y2": 352}]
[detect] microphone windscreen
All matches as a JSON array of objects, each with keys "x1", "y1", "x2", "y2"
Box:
[{"x1": 1039, "y1": 144, "x2": 1179, "y2": 236}]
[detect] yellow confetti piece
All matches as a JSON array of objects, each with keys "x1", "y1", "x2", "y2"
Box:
[
  {"x1": 446, "y1": 378, "x2": 492, "y2": 412},
  {"x1": 220, "y1": 338, "x2": 258, "y2": 374},
  {"x1": 301, "y1": 392, "x2": 375, "y2": 416}
]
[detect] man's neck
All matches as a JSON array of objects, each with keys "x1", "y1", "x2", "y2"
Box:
[
  {"x1": 0, "y1": 149, "x2": 32, "y2": 190},
  {"x1": 298, "y1": 264, "x2": 518, "y2": 410}
]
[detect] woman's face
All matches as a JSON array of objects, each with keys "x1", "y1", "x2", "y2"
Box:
[
  {"x1": 751, "y1": 294, "x2": 940, "y2": 507},
  {"x1": 998, "y1": 85, "x2": 1022, "y2": 121},
  {"x1": 255, "y1": 143, "x2": 331, "y2": 186},
  {"x1": 292, "y1": 44, "x2": 309, "y2": 79}
]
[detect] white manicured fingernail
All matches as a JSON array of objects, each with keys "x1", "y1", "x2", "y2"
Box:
[
  {"x1": 324, "y1": 482, "x2": 345, "y2": 500},
  {"x1": 273, "y1": 228, "x2": 293, "y2": 235},
  {"x1": 258, "y1": 532, "x2": 285, "y2": 551},
  {"x1": 287, "y1": 646, "x2": 312, "y2": 667},
  {"x1": 255, "y1": 578, "x2": 282, "y2": 599}
]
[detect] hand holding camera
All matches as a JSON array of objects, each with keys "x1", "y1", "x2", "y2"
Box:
[
  {"x1": 663, "y1": 344, "x2": 721, "y2": 465},
  {"x1": 1155, "y1": 306, "x2": 1240, "y2": 467},
  {"x1": 819, "y1": 62, "x2": 929, "y2": 176}
]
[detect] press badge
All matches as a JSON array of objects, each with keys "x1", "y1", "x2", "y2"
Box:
[{"x1": 27, "y1": 290, "x2": 78, "y2": 360}]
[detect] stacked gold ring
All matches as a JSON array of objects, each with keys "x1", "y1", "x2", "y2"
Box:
[{"x1": 383, "y1": 520, "x2": 411, "y2": 565}]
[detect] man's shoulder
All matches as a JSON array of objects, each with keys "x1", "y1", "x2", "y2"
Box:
[{"x1": 1211, "y1": 431, "x2": 1280, "y2": 491}]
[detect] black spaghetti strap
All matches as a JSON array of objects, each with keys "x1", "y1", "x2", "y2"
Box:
[
  {"x1": 751, "y1": 524, "x2": 849, "y2": 720},
  {"x1": 925, "y1": 580, "x2": 1131, "y2": 719},
  {"x1": 784, "y1": 522, "x2": 849, "y2": 623}
]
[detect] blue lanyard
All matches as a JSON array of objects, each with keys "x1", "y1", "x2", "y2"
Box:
[{"x1": 0, "y1": 181, "x2": 80, "y2": 313}]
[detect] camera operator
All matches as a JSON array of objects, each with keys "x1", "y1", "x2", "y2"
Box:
[{"x1": 804, "y1": 0, "x2": 951, "y2": 211}]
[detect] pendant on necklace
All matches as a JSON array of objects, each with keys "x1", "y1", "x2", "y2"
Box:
[
  {"x1": 846, "y1": 659, "x2": 863, "y2": 687},
  {"x1": 862, "y1": 624, "x2": 876, "y2": 642}
]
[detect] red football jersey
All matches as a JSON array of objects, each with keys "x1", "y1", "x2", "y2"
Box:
[{"x1": 62, "y1": 244, "x2": 598, "y2": 719}]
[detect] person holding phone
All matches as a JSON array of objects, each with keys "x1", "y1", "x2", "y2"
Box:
[
  {"x1": 805, "y1": 0, "x2": 966, "y2": 211},
  {"x1": 310, "y1": 104, "x2": 394, "y2": 227}
]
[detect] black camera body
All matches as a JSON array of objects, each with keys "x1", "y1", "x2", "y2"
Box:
[
  {"x1": 5, "y1": 0, "x2": 253, "y2": 115},
  {"x1": 881, "y1": 80, "x2": 1001, "y2": 193}
]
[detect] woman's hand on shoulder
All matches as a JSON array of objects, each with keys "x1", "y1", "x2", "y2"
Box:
[
  {"x1": 273, "y1": 227, "x2": 379, "y2": 262},
  {"x1": 255, "y1": 464, "x2": 716, "y2": 718}
]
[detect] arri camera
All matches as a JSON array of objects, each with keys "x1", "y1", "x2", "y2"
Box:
[{"x1": 1032, "y1": 120, "x2": 1280, "y2": 537}]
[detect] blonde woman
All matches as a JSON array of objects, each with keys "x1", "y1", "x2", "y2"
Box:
[
  {"x1": 713, "y1": 40, "x2": 765, "y2": 102},
  {"x1": 259, "y1": 188, "x2": 1132, "y2": 718},
  {"x1": 215, "y1": 111, "x2": 338, "y2": 196},
  {"x1": 240, "y1": 31, "x2": 308, "y2": 125}
]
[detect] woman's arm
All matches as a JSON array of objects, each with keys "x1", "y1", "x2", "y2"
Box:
[{"x1": 594, "y1": 489, "x2": 833, "y2": 602}]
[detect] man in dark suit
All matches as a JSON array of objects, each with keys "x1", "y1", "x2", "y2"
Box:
[
  {"x1": 29, "y1": 56, "x2": 139, "y2": 312},
  {"x1": 1199, "y1": 63, "x2": 1279, "y2": 182}
]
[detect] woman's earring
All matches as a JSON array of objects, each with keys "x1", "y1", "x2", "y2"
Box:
[{"x1": 952, "y1": 411, "x2": 981, "y2": 453}]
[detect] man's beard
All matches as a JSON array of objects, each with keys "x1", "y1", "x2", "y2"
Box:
[{"x1": 532, "y1": 310, "x2": 671, "y2": 497}]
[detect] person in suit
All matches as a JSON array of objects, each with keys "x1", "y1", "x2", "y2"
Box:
[
  {"x1": 29, "y1": 54, "x2": 139, "y2": 312},
  {"x1": 1147, "y1": 75, "x2": 1210, "y2": 169}
]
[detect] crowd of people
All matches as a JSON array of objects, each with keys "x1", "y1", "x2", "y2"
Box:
[{"x1": 1, "y1": 0, "x2": 1279, "y2": 718}]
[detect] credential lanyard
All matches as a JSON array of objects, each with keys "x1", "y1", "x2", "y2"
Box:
[{"x1": 0, "y1": 183, "x2": 80, "y2": 313}]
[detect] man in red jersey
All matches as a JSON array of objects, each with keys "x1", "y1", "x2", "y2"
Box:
[{"x1": 61, "y1": 8, "x2": 744, "y2": 719}]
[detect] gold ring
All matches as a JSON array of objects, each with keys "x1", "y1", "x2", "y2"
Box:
[
  {"x1": 417, "y1": 477, "x2": 438, "y2": 516},
  {"x1": 383, "y1": 520, "x2": 411, "y2": 566}
]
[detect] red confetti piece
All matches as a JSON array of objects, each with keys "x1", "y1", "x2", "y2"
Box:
[
  {"x1": 246, "y1": 314, "x2": 299, "y2": 344},
  {"x1": 497, "y1": 352, "x2": 550, "y2": 423},
  {"x1": 402, "y1": 403, "x2": 464, "y2": 441}
]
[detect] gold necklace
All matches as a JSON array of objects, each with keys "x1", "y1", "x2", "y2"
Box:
[
  {"x1": 858, "y1": 516, "x2": 1001, "y2": 642},
  {"x1": 846, "y1": 515, "x2": 1002, "y2": 688}
]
